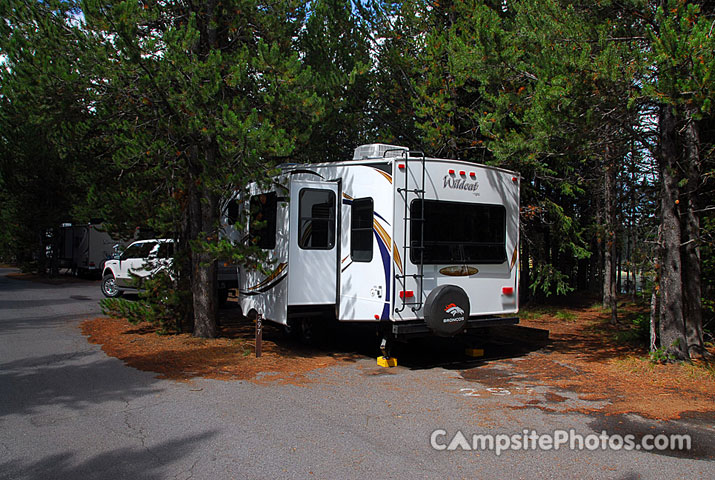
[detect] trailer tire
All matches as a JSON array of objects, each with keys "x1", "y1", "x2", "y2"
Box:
[
  {"x1": 424, "y1": 285, "x2": 470, "y2": 337},
  {"x1": 284, "y1": 318, "x2": 299, "y2": 339},
  {"x1": 300, "y1": 317, "x2": 323, "y2": 346},
  {"x1": 101, "y1": 273, "x2": 122, "y2": 298},
  {"x1": 218, "y1": 288, "x2": 229, "y2": 308}
]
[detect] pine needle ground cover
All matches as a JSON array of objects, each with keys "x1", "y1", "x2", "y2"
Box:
[{"x1": 81, "y1": 301, "x2": 715, "y2": 421}]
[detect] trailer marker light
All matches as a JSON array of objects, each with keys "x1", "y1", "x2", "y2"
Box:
[
  {"x1": 399, "y1": 290, "x2": 414, "y2": 299},
  {"x1": 512, "y1": 176, "x2": 518, "y2": 182},
  {"x1": 469, "y1": 172, "x2": 476, "y2": 177},
  {"x1": 459, "y1": 170, "x2": 466, "y2": 176},
  {"x1": 375, "y1": 314, "x2": 380, "y2": 320},
  {"x1": 448, "y1": 169, "x2": 455, "y2": 175},
  {"x1": 398, "y1": 163, "x2": 405, "y2": 170},
  {"x1": 502, "y1": 287, "x2": 514, "y2": 295}
]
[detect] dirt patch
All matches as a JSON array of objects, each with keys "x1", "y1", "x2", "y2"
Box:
[
  {"x1": 499, "y1": 304, "x2": 715, "y2": 420},
  {"x1": 80, "y1": 316, "x2": 361, "y2": 383}
]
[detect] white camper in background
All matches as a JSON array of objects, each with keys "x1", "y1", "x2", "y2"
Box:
[
  {"x1": 58, "y1": 223, "x2": 119, "y2": 275},
  {"x1": 227, "y1": 144, "x2": 520, "y2": 348}
]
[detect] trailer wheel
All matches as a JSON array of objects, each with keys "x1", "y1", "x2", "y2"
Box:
[
  {"x1": 300, "y1": 317, "x2": 323, "y2": 346},
  {"x1": 101, "y1": 274, "x2": 122, "y2": 298},
  {"x1": 218, "y1": 288, "x2": 229, "y2": 308},
  {"x1": 284, "y1": 319, "x2": 299, "y2": 339}
]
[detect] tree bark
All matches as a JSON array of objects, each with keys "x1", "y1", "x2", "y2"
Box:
[
  {"x1": 188, "y1": 145, "x2": 219, "y2": 339},
  {"x1": 603, "y1": 147, "x2": 618, "y2": 324},
  {"x1": 657, "y1": 105, "x2": 688, "y2": 360},
  {"x1": 681, "y1": 105, "x2": 706, "y2": 358},
  {"x1": 520, "y1": 235, "x2": 530, "y2": 305}
]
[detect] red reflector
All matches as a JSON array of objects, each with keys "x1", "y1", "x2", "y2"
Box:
[
  {"x1": 399, "y1": 290, "x2": 414, "y2": 299},
  {"x1": 398, "y1": 163, "x2": 405, "y2": 169},
  {"x1": 374, "y1": 314, "x2": 380, "y2": 320},
  {"x1": 502, "y1": 287, "x2": 514, "y2": 295},
  {"x1": 459, "y1": 170, "x2": 466, "y2": 176},
  {"x1": 448, "y1": 169, "x2": 455, "y2": 174}
]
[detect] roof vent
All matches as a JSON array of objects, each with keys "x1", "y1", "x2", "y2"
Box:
[{"x1": 352, "y1": 144, "x2": 409, "y2": 160}]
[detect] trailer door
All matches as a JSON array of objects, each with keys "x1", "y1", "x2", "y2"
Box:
[{"x1": 288, "y1": 180, "x2": 339, "y2": 306}]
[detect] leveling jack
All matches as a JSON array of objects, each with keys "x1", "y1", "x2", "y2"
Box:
[{"x1": 377, "y1": 337, "x2": 397, "y2": 368}]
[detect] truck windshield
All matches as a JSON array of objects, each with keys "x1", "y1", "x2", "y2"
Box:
[
  {"x1": 410, "y1": 200, "x2": 506, "y2": 265},
  {"x1": 121, "y1": 242, "x2": 157, "y2": 260}
]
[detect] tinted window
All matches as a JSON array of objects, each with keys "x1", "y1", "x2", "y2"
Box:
[
  {"x1": 351, "y1": 198, "x2": 373, "y2": 262},
  {"x1": 410, "y1": 200, "x2": 506, "y2": 264},
  {"x1": 250, "y1": 192, "x2": 277, "y2": 250},
  {"x1": 298, "y1": 189, "x2": 335, "y2": 250},
  {"x1": 121, "y1": 242, "x2": 157, "y2": 260},
  {"x1": 157, "y1": 242, "x2": 174, "y2": 259},
  {"x1": 226, "y1": 199, "x2": 239, "y2": 226}
]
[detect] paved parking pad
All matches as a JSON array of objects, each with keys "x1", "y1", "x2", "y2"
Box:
[{"x1": 1, "y1": 268, "x2": 712, "y2": 479}]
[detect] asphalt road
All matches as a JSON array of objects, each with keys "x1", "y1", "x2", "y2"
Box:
[{"x1": 0, "y1": 267, "x2": 713, "y2": 479}]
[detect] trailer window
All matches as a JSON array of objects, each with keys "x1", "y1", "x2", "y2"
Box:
[
  {"x1": 298, "y1": 189, "x2": 335, "y2": 250},
  {"x1": 250, "y1": 192, "x2": 277, "y2": 250},
  {"x1": 410, "y1": 200, "x2": 506, "y2": 264},
  {"x1": 351, "y1": 198, "x2": 373, "y2": 262}
]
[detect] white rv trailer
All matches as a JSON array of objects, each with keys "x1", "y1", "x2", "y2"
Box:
[
  {"x1": 57, "y1": 223, "x2": 120, "y2": 275},
  {"x1": 229, "y1": 144, "x2": 520, "y2": 344}
]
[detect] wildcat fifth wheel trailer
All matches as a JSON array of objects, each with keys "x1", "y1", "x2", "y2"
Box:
[{"x1": 229, "y1": 144, "x2": 520, "y2": 349}]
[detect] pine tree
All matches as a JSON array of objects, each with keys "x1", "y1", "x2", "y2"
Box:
[
  {"x1": 80, "y1": 0, "x2": 322, "y2": 337},
  {"x1": 0, "y1": 0, "x2": 106, "y2": 269}
]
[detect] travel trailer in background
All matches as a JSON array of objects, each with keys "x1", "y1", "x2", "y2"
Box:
[
  {"x1": 226, "y1": 144, "x2": 520, "y2": 348},
  {"x1": 57, "y1": 223, "x2": 120, "y2": 276}
]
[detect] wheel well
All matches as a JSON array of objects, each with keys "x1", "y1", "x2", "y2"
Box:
[{"x1": 102, "y1": 268, "x2": 114, "y2": 278}]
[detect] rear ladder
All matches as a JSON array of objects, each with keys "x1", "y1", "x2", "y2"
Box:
[{"x1": 394, "y1": 150, "x2": 426, "y2": 314}]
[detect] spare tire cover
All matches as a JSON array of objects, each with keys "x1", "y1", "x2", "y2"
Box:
[{"x1": 424, "y1": 285, "x2": 470, "y2": 337}]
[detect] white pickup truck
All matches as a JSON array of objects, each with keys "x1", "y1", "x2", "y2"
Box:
[
  {"x1": 101, "y1": 238, "x2": 238, "y2": 304},
  {"x1": 101, "y1": 239, "x2": 174, "y2": 297}
]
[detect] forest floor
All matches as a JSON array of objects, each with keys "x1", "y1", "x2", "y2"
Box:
[{"x1": 80, "y1": 295, "x2": 715, "y2": 422}]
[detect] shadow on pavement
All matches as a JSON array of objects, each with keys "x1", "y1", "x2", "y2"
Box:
[
  {"x1": 0, "y1": 431, "x2": 218, "y2": 480},
  {"x1": 0, "y1": 352, "x2": 163, "y2": 418},
  {"x1": 588, "y1": 412, "x2": 715, "y2": 461}
]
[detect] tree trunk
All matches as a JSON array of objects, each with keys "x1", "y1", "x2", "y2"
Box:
[
  {"x1": 189, "y1": 0, "x2": 221, "y2": 339},
  {"x1": 657, "y1": 105, "x2": 688, "y2": 360},
  {"x1": 520, "y1": 235, "x2": 530, "y2": 305},
  {"x1": 603, "y1": 147, "x2": 617, "y2": 324},
  {"x1": 188, "y1": 145, "x2": 219, "y2": 339},
  {"x1": 592, "y1": 184, "x2": 603, "y2": 294},
  {"x1": 681, "y1": 106, "x2": 706, "y2": 358}
]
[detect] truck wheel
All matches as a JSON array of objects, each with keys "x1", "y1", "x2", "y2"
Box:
[{"x1": 101, "y1": 274, "x2": 122, "y2": 298}]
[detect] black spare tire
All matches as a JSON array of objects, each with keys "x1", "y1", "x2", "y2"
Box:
[{"x1": 424, "y1": 284, "x2": 470, "y2": 337}]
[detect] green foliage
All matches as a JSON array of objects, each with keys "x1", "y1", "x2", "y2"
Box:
[
  {"x1": 100, "y1": 271, "x2": 190, "y2": 334},
  {"x1": 0, "y1": 0, "x2": 108, "y2": 267},
  {"x1": 529, "y1": 263, "x2": 574, "y2": 297},
  {"x1": 650, "y1": 347, "x2": 677, "y2": 365},
  {"x1": 554, "y1": 310, "x2": 576, "y2": 322},
  {"x1": 615, "y1": 312, "x2": 651, "y2": 345}
]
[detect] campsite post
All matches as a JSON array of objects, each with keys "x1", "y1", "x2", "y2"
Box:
[{"x1": 256, "y1": 313, "x2": 263, "y2": 358}]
